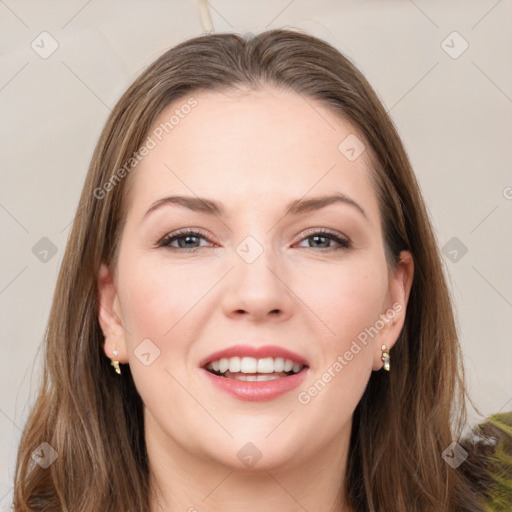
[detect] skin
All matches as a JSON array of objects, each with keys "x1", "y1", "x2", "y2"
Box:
[{"x1": 97, "y1": 87, "x2": 414, "y2": 512}]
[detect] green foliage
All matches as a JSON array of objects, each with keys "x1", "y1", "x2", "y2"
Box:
[{"x1": 477, "y1": 412, "x2": 512, "y2": 512}]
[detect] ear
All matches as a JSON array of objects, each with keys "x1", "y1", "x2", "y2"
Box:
[
  {"x1": 372, "y1": 250, "x2": 414, "y2": 370},
  {"x1": 97, "y1": 263, "x2": 128, "y2": 364}
]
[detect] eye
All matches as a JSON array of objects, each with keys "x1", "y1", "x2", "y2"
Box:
[
  {"x1": 156, "y1": 229, "x2": 214, "y2": 251},
  {"x1": 156, "y1": 228, "x2": 351, "y2": 252},
  {"x1": 295, "y1": 229, "x2": 351, "y2": 251}
]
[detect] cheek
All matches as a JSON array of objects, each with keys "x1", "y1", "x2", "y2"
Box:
[
  {"x1": 302, "y1": 256, "x2": 388, "y2": 346},
  {"x1": 116, "y1": 257, "x2": 213, "y2": 406},
  {"x1": 296, "y1": 264, "x2": 386, "y2": 416},
  {"x1": 119, "y1": 248, "x2": 387, "y2": 353},
  {"x1": 117, "y1": 254, "x2": 210, "y2": 349}
]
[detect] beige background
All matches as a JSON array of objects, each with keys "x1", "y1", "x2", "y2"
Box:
[{"x1": 1, "y1": 0, "x2": 511, "y2": 506}]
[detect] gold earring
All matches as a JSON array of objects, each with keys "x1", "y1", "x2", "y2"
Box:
[
  {"x1": 381, "y1": 344, "x2": 390, "y2": 371},
  {"x1": 110, "y1": 346, "x2": 121, "y2": 375}
]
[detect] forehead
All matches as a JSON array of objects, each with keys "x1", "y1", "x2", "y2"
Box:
[{"x1": 125, "y1": 86, "x2": 379, "y2": 222}]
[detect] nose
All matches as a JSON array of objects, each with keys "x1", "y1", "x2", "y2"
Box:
[{"x1": 220, "y1": 240, "x2": 294, "y2": 323}]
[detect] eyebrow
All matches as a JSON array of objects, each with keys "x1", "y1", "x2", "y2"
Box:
[{"x1": 143, "y1": 192, "x2": 367, "y2": 220}]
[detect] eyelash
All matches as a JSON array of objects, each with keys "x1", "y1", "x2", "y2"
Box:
[{"x1": 156, "y1": 228, "x2": 351, "y2": 252}]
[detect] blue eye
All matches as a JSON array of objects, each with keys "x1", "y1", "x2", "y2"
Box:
[
  {"x1": 296, "y1": 229, "x2": 351, "y2": 250},
  {"x1": 158, "y1": 229, "x2": 211, "y2": 251},
  {"x1": 157, "y1": 228, "x2": 351, "y2": 252}
]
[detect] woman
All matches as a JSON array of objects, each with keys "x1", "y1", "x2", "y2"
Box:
[{"x1": 11, "y1": 28, "x2": 506, "y2": 511}]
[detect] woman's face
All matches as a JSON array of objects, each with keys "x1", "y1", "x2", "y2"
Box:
[{"x1": 98, "y1": 86, "x2": 413, "y2": 472}]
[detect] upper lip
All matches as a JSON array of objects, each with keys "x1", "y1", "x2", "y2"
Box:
[{"x1": 199, "y1": 344, "x2": 309, "y2": 368}]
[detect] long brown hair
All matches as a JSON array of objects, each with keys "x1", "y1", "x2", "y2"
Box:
[{"x1": 12, "y1": 28, "x2": 483, "y2": 511}]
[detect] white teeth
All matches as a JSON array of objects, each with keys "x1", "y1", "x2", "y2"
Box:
[
  {"x1": 219, "y1": 358, "x2": 230, "y2": 373},
  {"x1": 235, "y1": 374, "x2": 281, "y2": 382},
  {"x1": 228, "y1": 356, "x2": 241, "y2": 372},
  {"x1": 257, "y1": 357, "x2": 274, "y2": 373},
  {"x1": 240, "y1": 357, "x2": 258, "y2": 373},
  {"x1": 273, "y1": 357, "x2": 285, "y2": 372},
  {"x1": 255, "y1": 374, "x2": 280, "y2": 381},
  {"x1": 292, "y1": 362, "x2": 302, "y2": 373},
  {"x1": 205, "y1": 356, "x2": 304, "y2": 375},
  {"x1": 283, "y1": 359, "x2": 294, "y2": 372}
]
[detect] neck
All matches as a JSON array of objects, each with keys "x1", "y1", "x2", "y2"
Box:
[{"x1": 146, "y1": 411, "x2": 354, "y2": 512}]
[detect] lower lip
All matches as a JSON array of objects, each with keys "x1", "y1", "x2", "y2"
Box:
[{"x1": 200, "y1": 368, "x2": 309, "y2": 402}]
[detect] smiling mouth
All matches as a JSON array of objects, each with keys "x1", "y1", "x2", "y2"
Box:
[{"x1": 203, "y1": 356, "x2": 307, "y2": 381}]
